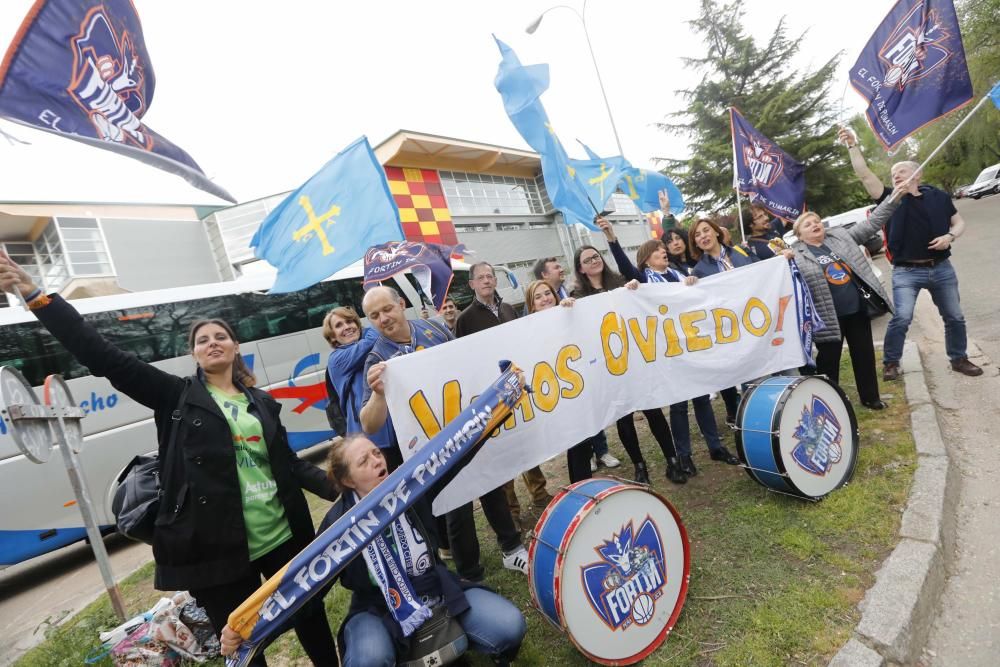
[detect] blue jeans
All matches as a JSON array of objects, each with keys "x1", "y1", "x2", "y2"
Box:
[
  {"x1": 591, "y1": 428, "x2": 609, "y2": 458},
  {"x1": 669, "y1": 395, "x2": 723, "y2": 457},
  {"x1": 885, "y1": 259, "x2": 967, "y2": 364},
  {"x1": 342, "y1": 588, "x2": 526, "y2": 667}
]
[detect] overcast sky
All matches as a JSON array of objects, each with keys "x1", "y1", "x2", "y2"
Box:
[{"x1": 0, "y1": 0, "x2": 882, "y2": 206}]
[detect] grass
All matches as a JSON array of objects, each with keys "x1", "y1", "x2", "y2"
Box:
[{"x1": 16, "y1": 353, "x2": 915, "y2": 666}]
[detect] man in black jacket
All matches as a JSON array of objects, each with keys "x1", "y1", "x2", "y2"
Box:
[{"x1": 455, "y1": 262, "x2": 554, "y2": 532}]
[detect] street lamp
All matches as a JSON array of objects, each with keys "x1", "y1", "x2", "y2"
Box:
[{"x1": 526, "y1": 0, "x2": 625, "y2": 156}]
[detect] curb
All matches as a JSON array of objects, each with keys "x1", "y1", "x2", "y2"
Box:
[{"x1": 829, "y1": 340, "x2": 958, "y2": 666}]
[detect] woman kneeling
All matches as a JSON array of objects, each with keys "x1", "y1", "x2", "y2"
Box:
[{"x1": 325, "y1": 435, "x2": 527, "y2": 667}]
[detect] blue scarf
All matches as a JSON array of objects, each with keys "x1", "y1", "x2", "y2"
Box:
[
  {"x1": 358, "y1": 493, "x2": 434, "y2": 636},
  {"x1": 789, "y1": 259, "x2": 825, "y2": 366},
  {"x1": 643, "y1": 267, "x2": 683, "y2": 283}
]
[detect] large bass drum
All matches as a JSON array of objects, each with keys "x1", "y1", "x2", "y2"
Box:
[
  {"x1": 735, "y1": 375, "x2": 859, "y2": 499},
  {"x1": 528, "y1": 478, "x2": 690, "y2": 665}
]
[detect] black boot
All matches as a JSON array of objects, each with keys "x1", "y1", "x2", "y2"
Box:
[
  {"x1": 709, "y1": 446, "x2": 740, "y2": 465},
  {"x1": 666, "y1": 458, "x2": 688, "y2": 484},
  {"x1": 633, "y1": 461, "x2": 650, "y2": 484},
  {"x1": 679, "y1": 455, "x2": 698, "y2": 477}
]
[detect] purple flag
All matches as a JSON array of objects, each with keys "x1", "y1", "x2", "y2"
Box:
[
  {"x1": 849, "y1": 0, "x2": 973, "y2": 152},
  {"x1": 0, "y1": 0, "x2": 235, "y2": 202},
  {"x1": 363, "y1": 240, "x2": 466, "y2": 311},
  {"x1": 730, "y1": 108, "x2": 806, "y2": 221}
]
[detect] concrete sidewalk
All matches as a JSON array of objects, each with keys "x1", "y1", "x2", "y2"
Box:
[{"x1": 831, "y1": 290, "x2": 999, "y2": 666}]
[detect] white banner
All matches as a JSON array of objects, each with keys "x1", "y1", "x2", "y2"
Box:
[{"x1": 383, "y1": 258, "x2": 807, "y2": 514}]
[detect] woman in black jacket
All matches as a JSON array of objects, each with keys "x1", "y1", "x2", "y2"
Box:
[
  {"x1": 315, "y1": 434, "x2": 526, "y2": 666},
  {"x1": 0, "y1": 256, "x2": 337, "y2": 667}
]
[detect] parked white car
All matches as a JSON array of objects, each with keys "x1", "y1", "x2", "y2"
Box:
[{"x1": 966, "y1": 163, "x2": 1000, "y2": 200}]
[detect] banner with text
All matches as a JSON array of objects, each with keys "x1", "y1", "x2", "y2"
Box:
[{"x1": 384, "y1": 258, "x2": 807, "y2": 515}]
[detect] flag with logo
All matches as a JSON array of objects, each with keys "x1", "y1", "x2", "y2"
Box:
[
  {"x1": 729, "y1": 108, "x2": 805, "y2": 220},
  {"x1": 363, "y1": 240, "x2": 467, "y2": 310},
  {"x1": 848, "y1": 0, "x2": 973, "y2": 152},
  {"x1": 0, "y1": 0, "x2": 235, "y2": 202},
  {"x1": 250, "y1": 136, "x2": 403, "y2": 293},
  {"x1": 494, "y1": 37, "x2": 603, "y2": 229}
]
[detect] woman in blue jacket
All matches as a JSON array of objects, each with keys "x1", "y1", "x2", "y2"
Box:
[{"x1": 322, "y1": 307, "x2": 395, "y2": 466}]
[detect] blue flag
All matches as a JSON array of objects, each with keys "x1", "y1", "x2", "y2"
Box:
[
  {"x1": 730, "y1": 108, "x2": 805, "y2": 221},
  {"x1": 493, "y1": 37, "x2": 601, "y2": 229},
  {"x1": 0, "y1": 0, "x2": 235, "y2": 202},
  {"x1": 990, "y1": 81, "x2": 1000, "y2": 110},
  {"x1": 849, "y1": 0, "x2": 973, "y2": 152},
  {"x1": 567, "y1": 155, "x2": 630, "y2": 213},
  {"x1": 250, "y1": 137, "x2": 403, "y2": 293},
  {"x1": 579, "y1": 142, "x2": 685, "y2": 215},
  {"x1": 363, "y1": 240, "x2": 466, "y2": 311}
]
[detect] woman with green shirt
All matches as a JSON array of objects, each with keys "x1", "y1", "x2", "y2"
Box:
[{"x1": 0, "y1": 254, "x2": 339, "y2": 667}]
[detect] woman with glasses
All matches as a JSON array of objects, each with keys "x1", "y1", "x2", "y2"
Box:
[{"x1": 570, "y1": 243, "x2": 687, "y2": 485}]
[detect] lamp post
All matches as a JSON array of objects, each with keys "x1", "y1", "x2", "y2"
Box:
[{"x1": 526, "y1": 0, "x2": 625, "y2": 156}]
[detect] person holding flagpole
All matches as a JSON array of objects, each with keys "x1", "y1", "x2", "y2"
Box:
[
  {"x1": 838, "y1": 128, "x2": 983, "y2": 379},
  {"x1": 0, "y1": 253, "x2": 339, "y2": 667}
]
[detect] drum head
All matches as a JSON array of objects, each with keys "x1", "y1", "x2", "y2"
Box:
[
  {"x1": 556, "y1": 485, "x2": 690, "y2": 665},
  {"x1": 0, "y1": 366, "x2": 52, "y2": 464},
  {"x1": 44, "y1": 375, "x2": 84, "y2": 453},
  {"x1": 776, "y1": 376, "x2": 858, "y2": 498}
]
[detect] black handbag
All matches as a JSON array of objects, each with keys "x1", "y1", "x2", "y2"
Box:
[
  {"x1": 856, "y1": 279, "x2": 890, "y2": 319},
  {"x1": 323, "y1": 369, "x2": 348, "y2": 435},
  {"x1": 399, "y1": 604, "x2": 467, "y2": 667},
  {"x1": 111, "y1": 382, "x2": 190, "y2": 544}
]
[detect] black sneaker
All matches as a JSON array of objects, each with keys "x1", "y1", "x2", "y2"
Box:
[
  {"x1": 665, "y1": 459, "x2": 687, "y2": 485},
  {"x1": 709, "y1": 447, "x2": 740, "y2": 465}
]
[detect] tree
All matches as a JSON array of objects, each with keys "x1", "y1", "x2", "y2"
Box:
[{"x1": 658, "y1": 0, "x2": 862, "y2": 217}]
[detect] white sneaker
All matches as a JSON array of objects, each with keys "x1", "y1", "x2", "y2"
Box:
[
  {"x1": 590, "y1": 457, "x2": 598, "y2": 473},
  {"x1": 598, "y1": 453, "x2": 621, "y2": 469},
  {"x1": 502, "y1": 545, "x2": 530, "y2": 575}
]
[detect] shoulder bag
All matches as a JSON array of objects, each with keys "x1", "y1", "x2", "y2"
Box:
[
  {"x1": 399, "y1": 604, "x2": 467, "y2": 667},
  {"x1": 111, "y1": 381, "x2": 190, "y2": 544}
]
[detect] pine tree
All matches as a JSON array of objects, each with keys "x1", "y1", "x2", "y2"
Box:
[{"x1": 658, "y1": 0, "x2": 863, "y2": 217}]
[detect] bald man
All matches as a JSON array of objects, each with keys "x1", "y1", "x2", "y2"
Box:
[
  {"x1": 840, "y1": 128, "x2": 982, "y2": 380},
  {"x1": 358, "y1": 285, "x2": 530, "y2": 581}
]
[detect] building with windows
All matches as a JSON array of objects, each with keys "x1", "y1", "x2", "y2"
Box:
[
  {"x1": 3, "y1": 130, "x2": 660, "y2": 306},
  {"x1": 0, "y1": 201, "x2": 225, "y2": 302}
]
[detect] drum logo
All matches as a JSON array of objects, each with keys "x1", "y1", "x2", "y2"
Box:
[
  {"x1": 581, "y1": 518, "x2": 666, "y2": 631},
  {"x1": 790, "y1": 396, "x2": 844, "y2": 476}
]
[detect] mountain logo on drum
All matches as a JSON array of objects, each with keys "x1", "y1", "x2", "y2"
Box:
[
  {"x1": 790, "y1": 396, "x2": 844, "y2": 476},
  {"x1": 580, "y1": 517, "x2": 666, "y2": 631}
]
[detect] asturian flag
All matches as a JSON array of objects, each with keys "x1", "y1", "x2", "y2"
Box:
[
  {"x1": 363, "y1": 240, "x2": 467, "y2": 311},
  {"x1": 730, "y1": 108, "x2": 806, "y2": 221},
  {"x1": 0, "y1": 0, "x2": 235, "y2": 202},
  {"x1": 494, "y1": 37, "x2": 606, "y2": 230},
  {"x1": 579, "y1": 142, "x2": 685, "y2": 215},
  {"x1": 849, "y1": 0, "x2": 973, "y2": 152},
  {"x1": 250, "y1": 137, "x2": 403, "y2": 293}
]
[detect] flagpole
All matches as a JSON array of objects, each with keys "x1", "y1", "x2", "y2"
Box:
[
  {"x1": 729, "y1": 107, "x2": 747, "y2": 245},
  {"x1": 913, "y1": 90, "x2": 995, "y2": 178}
]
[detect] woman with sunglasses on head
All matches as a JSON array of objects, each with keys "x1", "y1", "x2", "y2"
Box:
[
  {"x1": 570, "y1": 242, "x2": 687, "y2": 485},
  {"x1": 597, "y1": 218, "x2": 737, "y2": 475},
  {"x1": 688, "y1": 217, "x2": 796, "y2": 428},
  {"x1": 0, "y1": 254, "x2": 338, "y2": 667},
  {"x1": 321, "y1": 306, "x2": 398, "y2": 468}
]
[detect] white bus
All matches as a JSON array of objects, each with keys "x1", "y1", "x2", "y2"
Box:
[{"x1": 0, "y1": 261, "x2": 522, "y2": 568}]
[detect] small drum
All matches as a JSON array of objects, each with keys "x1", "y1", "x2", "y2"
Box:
[
  {"x1": 735, "y1": 376, "x2": 859, "y2": 499},
  {"x1": 528, "y1": 478, "x2": 690, "y2": 665}
]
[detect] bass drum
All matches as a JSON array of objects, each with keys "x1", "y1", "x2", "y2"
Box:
[
  {"x1": 735, "y1": 375, "x2": 859, "y2": 499},
  {"x1": 528, "y1": 478, "x2": 690, "y2": 665}
]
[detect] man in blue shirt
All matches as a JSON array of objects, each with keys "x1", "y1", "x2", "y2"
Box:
[{"x1": 840, "y1": 128, "x2": 982, "y2": 379}]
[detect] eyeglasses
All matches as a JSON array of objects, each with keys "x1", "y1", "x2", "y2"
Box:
[
  {"x1": 580, "y1": 254, "x2": 602, "y2": 266},
  {"x1": 472, "y1": 274, "x2": 496, "y2": 282}
]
